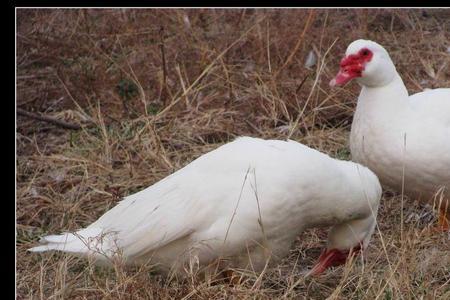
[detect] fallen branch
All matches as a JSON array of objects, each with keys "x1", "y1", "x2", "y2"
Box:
[{"x1": 17, "y1": 108, "x2": 82, "y2": 130}]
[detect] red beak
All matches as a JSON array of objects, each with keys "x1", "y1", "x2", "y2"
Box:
[
  {"x1": 329, "y1": 69, "x2": 356, "y2": 87},
  {"x1": 306, "y1": 248, "x2": 349, "y2": 276}
]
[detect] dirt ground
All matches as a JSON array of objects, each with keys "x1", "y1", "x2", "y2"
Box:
[{"x1": 16, "y1": 9, "x2": 450, "y2": 299}]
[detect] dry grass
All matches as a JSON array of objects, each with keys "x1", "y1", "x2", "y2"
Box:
[{"x1": 16, "y1": 8, "x2": 450, "y2": 299}]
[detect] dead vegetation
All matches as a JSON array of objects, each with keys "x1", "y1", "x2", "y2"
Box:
[{"x1": 16, "y1": 9, "x2": 450, "y2": 299}]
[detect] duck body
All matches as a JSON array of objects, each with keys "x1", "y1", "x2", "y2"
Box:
[
  {"x1": 350, "y1": 76, "x2": 450, "y2": 200},
  {"x1": 30, "y1": 137, "x2": 381, "y2": 276}
]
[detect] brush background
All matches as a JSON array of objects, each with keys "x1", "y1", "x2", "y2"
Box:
[{"x1": 17, "y1": 9, "x2": 450, "y2": 299}]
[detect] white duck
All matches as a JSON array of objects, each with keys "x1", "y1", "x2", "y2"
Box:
[
  {"x1": 330, "y1": 39, "x2": 450, "y2": 230},
  {"x1": 29, "y1": 137, "x2": 381, "y2": 277}
]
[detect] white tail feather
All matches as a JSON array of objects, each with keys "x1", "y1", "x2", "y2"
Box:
[{"x1": 28, "y1": 227, "x2": 116, "y2": 261}]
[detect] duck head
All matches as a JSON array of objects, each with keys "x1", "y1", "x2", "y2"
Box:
[
  {"x1": 330, "y1": 39, "x2": 397, "y2": 88},
  {"x1": 307, "y1": 216, "x2": 377, "y2": 276}
]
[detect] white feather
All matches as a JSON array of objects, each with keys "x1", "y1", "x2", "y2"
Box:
[{"x1": 304, "y1": 50, "x2": 316, "y2": 69}]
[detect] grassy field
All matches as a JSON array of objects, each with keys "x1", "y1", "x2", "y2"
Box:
[{"x1": 16, "y1": 9, "x2": 450, "y2": 299}]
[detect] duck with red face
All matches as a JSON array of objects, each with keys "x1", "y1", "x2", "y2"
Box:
[
  {"x1": 28, "y1": 136, "x2": 382, "y2": 278},
  {"x1": 330, "y1": 39, "x2": 450, "y2": 232}
]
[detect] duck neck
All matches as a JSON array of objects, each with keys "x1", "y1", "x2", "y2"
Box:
[
  {"x1": 304, "y1": 163, "x2": 381, "y2": 232},
  {"x1": 327, "y1": 214, "x2": 377, "y2": 251},
  {"x1": 356, "y1": 73, "x2": 411, "y2": 118}
]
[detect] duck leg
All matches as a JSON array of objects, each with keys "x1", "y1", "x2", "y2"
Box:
[{"x1": 436, "y1": 206, "x2": 450, "y2": 232}]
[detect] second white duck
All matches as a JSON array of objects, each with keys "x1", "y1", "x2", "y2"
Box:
[
  {"x1": 330, "y1": 39, "x2": 450, "y2": 230},
  {"x1": 29, "y1": 137, "x2": 381, "y2": 276}
]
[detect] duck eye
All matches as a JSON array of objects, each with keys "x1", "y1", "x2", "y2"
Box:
[{"x1": 361, "y1": 49, "x2": 369, "y2": 56}]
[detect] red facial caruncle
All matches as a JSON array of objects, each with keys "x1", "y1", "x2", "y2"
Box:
[{"x1": 330, "y1": 48, "x2": 373, "y2": 87}]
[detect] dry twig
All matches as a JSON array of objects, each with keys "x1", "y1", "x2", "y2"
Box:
[{"x1": 17, "y1": 108, "x2": 83, "y2": 130}]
